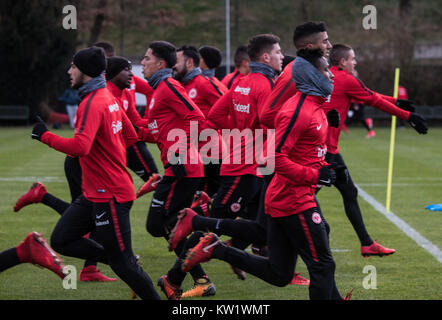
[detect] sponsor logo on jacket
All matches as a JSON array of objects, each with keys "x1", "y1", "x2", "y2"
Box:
[
  {"x1": 108, "y1": 102, "x2": 119, "y2": 113},
  {"x1": 234, "y1": 102, "x2": 250, "y2": 114},
  {"x1": 317, "y1": 145, "x2": 327, "y2": 158},
  {"x1": 234, "y1": 86, "x2": 250, "y2": 95},
  {"x1": 148, "y1": 119, "x2": 159, "y2": 134},
  {"x1": 112, "y1": 120, "x2": 122, "y2": 134}
]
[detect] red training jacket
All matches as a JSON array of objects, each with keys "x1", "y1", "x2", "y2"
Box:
[
  {"x1": 222, "y1": 69, "x2": 246, "y2": 90},
  {"x1": 41, "y1": 87, "x2": 138, "y2": 203},
  {"x1": 259, "y1": 61, "x2": 298, "y2": 129},
  {"x1": 323, "y1": 66, "x2": 410, "y2": 154},
  {"x1": 107, "y1": 81, "x2": 148, "y2": 128},
  {"x1": 138, "y1": 77, "x2": 206, "y2": 178},
  {"x1": 265, "y1": 92, "x2": 328, "y2": 217},
  {"x1": 208, "y1": 76, "x2": 229, "y2": 95},
  {"x1": 127, "y1": 75, "x2": 153, "y2": 109},
  {"x1": 209, "y1": 72, "x2": 274, "y2": 177},
  {"x1": 184, "y1": 74, "x2": 224, "y2": 117}
]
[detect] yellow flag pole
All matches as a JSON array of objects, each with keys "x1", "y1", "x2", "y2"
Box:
[{"x1": 385, "y1": 68, "x2": 400, "y2": 214}]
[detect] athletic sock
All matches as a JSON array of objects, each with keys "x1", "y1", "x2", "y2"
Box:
[
  {"x1": 42, "y1": 193, "x2": 70, "y2": 215},
  {"x1": 0, "y1": 248, "x2": 21, "y2": 272}
]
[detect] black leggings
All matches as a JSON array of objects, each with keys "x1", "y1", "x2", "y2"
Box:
[
  {"x1": 50, "y1": 195, "x2": 160, "y2": 300},
  {"x1": 193, "y1": 174, "x2": 262, "y2": 250},
  {"x1": 213, "y1": 208, "x2": 341, "y2": 300},
  {"x1": 146, "y1": 176, "x2": 207, "y2": 281},
  {"x1": 321, "y1": 152, "x2": 372, "y2": 246}
]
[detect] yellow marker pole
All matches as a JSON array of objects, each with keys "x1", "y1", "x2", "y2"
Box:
[{"x1": 385, "y1": 68, "x2": 400, "y2": 213}]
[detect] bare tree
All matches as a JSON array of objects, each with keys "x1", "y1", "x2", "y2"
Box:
[{"x1": 88, "y1": 0, "x2": 108, "y2": 46}]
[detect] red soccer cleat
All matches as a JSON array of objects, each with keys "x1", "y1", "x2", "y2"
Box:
[
  {"x1": 16, "y1": 232, "x2": 66, "y2": 279},
  {"x1": 14, "y1": 182, "x2": 47, "y2": 212},
  {"x1": 181, "y1": 233, "x2": 221, "y2": 273},
  {"x1": 157, "y1": 274, "x2": 182, "y2": 300},
  {"x1": 290, "y1": 272, "x2": 310, "y2": 286},
  {"x1": 136, "y1": 173, "x2": 161, "y2": 198},
  {"x1": 168, "y1": 208, "x2": 197, "y2": 252},
  {"x1": 361, "y1": 241, "x2": 395, "y2": 257},
  {"x1": 79, "y1": 265, "x2": 117, "y2": 282},
  {"x1": 191, "y1": 191, "x2": 211, "y2": 209},
  {"x1": 366, "y1": 130, "x2": 376, "y2": 139}
]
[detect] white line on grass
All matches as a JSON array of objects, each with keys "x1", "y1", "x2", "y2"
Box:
[
  {"x1": 356, "y1": 184, "x2": 442, "y2": 263},
  {"x1": 0, "y1": 177, "x2": 65, "y2": 182}
]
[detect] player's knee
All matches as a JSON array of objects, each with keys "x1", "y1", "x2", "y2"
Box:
[
  {"x1": 268, "y1": 266, "x2": 294, "y2": 287},
  {"x1": 272, "y1": 272, "x2": 293, "y2": 287},
  {"x1": 145, "y1": 216, "x2": 165, "y2": 237},
  {"x1": 50, "y1": 230, "x2": 65, "y2": 254}
]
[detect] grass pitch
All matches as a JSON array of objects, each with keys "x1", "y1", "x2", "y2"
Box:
[{"x1": 0, "y1": 126, "x2": 441, "y2": 300}]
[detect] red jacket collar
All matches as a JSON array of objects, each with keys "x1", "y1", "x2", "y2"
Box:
[{"x1": 106, "y1": 81, "x2": 123, "y2": 98}]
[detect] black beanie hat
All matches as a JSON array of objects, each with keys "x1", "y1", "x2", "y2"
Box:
[
  {"x1": 106, "y1": 56, "x2": 131, "y2": 80},
  {"x1": 199, "y1": 46, "x2": 222, "y2": 69},
  {"x1": 73, "y1": 47, "x2": 107, "y2": 78}
]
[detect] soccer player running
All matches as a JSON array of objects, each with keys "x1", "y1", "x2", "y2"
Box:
[
  {"x1": 173, "y1": 45, "x2": 224, "y2": 198},
  {"x1": 221, "y1": 45, "x2": 251, "y2": 90},
  {"x1": 259, "y1": 21, "x2": 333, "y2": 129},
  {"x1": 319, "y1": 44, "x2": 428, "y2": 257},
  {"x1": 12, "y1": 55, "x2": 160, "y2": 283},
  {"x1": 164, "y1": 33, "x2": 286, "y2": 288},
  {"x1": 181, "y1": 49, "x2": 346, "y2": 300},
  {"x1": 105, "y1": 56, "x2": 160, "y2": 183},
  {"x1": 95, "y1": 41, "x2": 161, "y2": 191},
  {"x1": 30, "y1": 47, "x2": 161, "y2": 300},
  {"x1": 137, "y1": 41, "x2": 215, "y2": 300}
]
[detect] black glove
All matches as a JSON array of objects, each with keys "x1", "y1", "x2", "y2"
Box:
[
  {"x1": 408, "y1": 112, "x2": 428, "y2": 134},
  {"x1": 396, "y1": 99, "x2": 416, "y2": 112},
  {"x1": 326, "y1": 109, "x2": 340, "y2": 128},
  {"x1": 317, "y1": 165, "x2": 336, "y2": 186},
  {"x1": 166, "y1": 153, "x2": 187, "y2": 179},
  {"x1": 31, "y1": 116, "x2": 48, "y2": 141}
]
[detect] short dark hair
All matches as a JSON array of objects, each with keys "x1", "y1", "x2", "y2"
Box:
[
  {"x1": 93, "y1": 41, "x2": 115, "y2": 57},
  {"x1": 296, "y1": 48, "x2": 325, "y2": 69},
  {"x1": 199, "y1": 46, "x2": 223, "y2": 69},
  {"x1": 177, "y1": 45, "x2": 200, "y2": 67},
  {"x1": 149, "y1": 41, "x2": 177, "y2": 68},
  {"x1": 282, "y1": 55, "x2": 295, "y2": 70},
  {"x1": 247, "y1": 34, "x2": 280, "y2": 62},
  {"x1": 329, "y1": 44, "x2": 352, "y2": 66},
  {"x1": 292, "y1": 21, "x2": 327, "y2": 49},
  {"x1": 234, "y1": 45, "x2": 250, "y2": 68}
]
